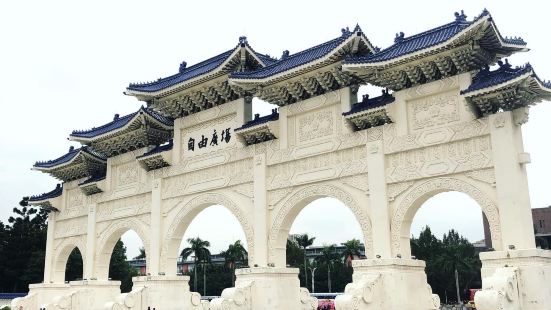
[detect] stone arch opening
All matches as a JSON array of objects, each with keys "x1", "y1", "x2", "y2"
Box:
[
  {"x1": 64, "y1": 247, "x2": 83, "y2": 282},
  {"x1": 268, "y1": 184, "x2": 373, "y2": 268},
  {"x1": 52, "y1": 238, "x2": 85, "y2": 283},
  {"x1": 94, "y1": 219, "x2": 150, "y2": 282},
  {"x1": 161, "y1": 192, "x2": 254, "y2": 278},
  {"x1": 391, "y1": 177, "x2": 502, "y2": 258}
]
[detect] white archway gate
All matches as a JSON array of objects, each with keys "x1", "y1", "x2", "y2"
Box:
[{"x1": 20, "y1": 18, "x2": 551, "y2": 307}]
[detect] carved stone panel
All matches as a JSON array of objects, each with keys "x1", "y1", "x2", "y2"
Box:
[
  {"x1": 59, "y1": 188, "x2": 86, "y2": 220},
  {"x1": 297, "y1": 108, "x2": 335, "y2": 143},
  {"x1": 267, "y1": 146, "x2": 367, "y2": 190},
  {"x1": 96, "y1": 194, "x2": 151, "y2": 222},
  {"x1": 386, "y1": 136, "x2": 492, "y2": 183},
  {"x1": 408, "y1": 91, "x2": 460, "y2": 131},
  {"x1": 54, "y1": 217, "x2": 87, "y2": 239},
  {"x1": 181, "y1": 114, "x2": 237, "y2": 159}
]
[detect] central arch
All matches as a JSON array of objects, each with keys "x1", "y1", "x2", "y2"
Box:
[
  {"x1": 160, "y1": 192, "x2": 254, "y2": 276},
  {"x1": 391, "y1": 177, "x2": 502, "y2": 257},
  {"x1": 268, "y1": 183, "x2": 373, "y2": 267},
  {"x1": 94, "y1": 218, "x2": 150, "y2": 280}
]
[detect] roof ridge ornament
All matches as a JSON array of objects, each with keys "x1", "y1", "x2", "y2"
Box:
[
  {"x1": 179, "y1": 61, "x2": 187, "y2": 73},
  {"x1": 341, "y1": 27, "x2": 351, "y2": 37},
  {"x1": 239, "y1": 36, "x2": 248, "y2": 47},
  {"x1": 394, "y1": 32, "x2": 405, "y2": 43},
  {"x1": 113, "y1": 113, "x2": 120, "y2": 121},
  {"x1": 281, "y1": 50, "x2": 290, "y2": 59},
  {"x1": 69, "y1": 146, "x2": 75, "y2": 152},
  {"x1": 454, "y1": 10, "x2": 467, "y2": 22}
]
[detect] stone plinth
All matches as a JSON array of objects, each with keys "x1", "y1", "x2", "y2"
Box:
[
  {"x1": 11, "y1": 283, "x2": 70, "y2": 309},
  {"x1": 335, "y1": 258, "x2": 440, "y2": 310},
  {"x1": 475, "y1": 249, "x2": 551, "y2": 310},
  {"x1": 210, "y1": 267, "x2": 317, "y2": 310},
  {"x1": 105, "y1": 275, "x2": 208, "y2": 310}
]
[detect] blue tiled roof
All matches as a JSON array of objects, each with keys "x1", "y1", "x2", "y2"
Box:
[
  {"x1": 236, "y1": 109, "x2": 279, "y2": 130},
  {"x1": 345, "y1": 9, "x2": 526, "y2": 65},
  {"x1": 71, "y1": 107, "x2": 173, "y2": 139},
  {"x1": 34, "y1": 146, "x2": 106, "y2": 169},
  {"x1": 29, "y1": 184, "x2": 63, "y2": 202},
  {"x1": 232, "y1": 27, "x2": 370, "y2": 80},
  {"x1": 343, "y1": 91, "x2": 395, "y2": 116},
  {"x1": 137, "y1": 139, "x2": 174, "y2": 159},
  {"x1": 79, "y1": 173, "x2": 106, "y2": 186},
  {"x1": 461, "y1": 61, "x2": 534, "y2": 95},
  {"x1": 0, "y1": 293, "x2": 27, "y2": 299},
  {"x1": 127, "y1": 39, "x2": 276, "y2": 93}
]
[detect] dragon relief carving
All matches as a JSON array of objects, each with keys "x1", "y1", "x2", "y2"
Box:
[
  {"x1": 268, "y1": 184, "x2": 373, "y2": 264},
  {"x1": 408, "y1": 91, "x2": 460, "y2": 130},
  {"x1": 298, "y1": 109, "x2": 334, "y2": 142},
  {"x1": 391, "y1": 177, "x2": 502, "y2": 255}
]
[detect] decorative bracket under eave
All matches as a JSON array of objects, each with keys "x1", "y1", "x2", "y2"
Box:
[
  {"x1": 136, "y1": 141, "x2": 173, "y2": 171},
  {"x1": 342, "y1": 92, "x2": 394, "y2": 131},
  {"x1": 235, "y1": 110, "x2": 279, "y2": 145}
]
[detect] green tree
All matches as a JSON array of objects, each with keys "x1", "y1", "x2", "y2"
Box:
[
  {"x1": 108, "y1": 240, "x2": 137, "y2": 293},
  {"x1": 294, "y1": 234, "x2": 315, "y2": 288},
  {"x1": 286, "y1": 236, "x2": 304, "y2": 268},
  {"x1": 0, "y1": 200, "x2": 48, "y2": 292},
  {"x1": 180, "y1": 237, "x2": 211, "y2": 293},
  {"x1": 221, "y1": 240, "x2": 247, "y2": 286},
  {"x1": 341, "y1": 239, "x2": 363, "y2": 266},
  {"x1": 315, "y1": 245, "x2": 339, "y2": 292}
]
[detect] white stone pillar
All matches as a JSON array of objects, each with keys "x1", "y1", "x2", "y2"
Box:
[
  {"x1": 252, "y1": 154, "x2": 268, "y2": 267},
  {"x1": 366, "y1": 139, "x2": 392, "y2": 258},
  {"x1": 278, "y1": 107, "x2": 289, "y2": 149},
  {"x1": 150, "y1": 178, "x2": 162, "y2": 275},
  {"x1": 489, "y1": 111, "x2": 535, "y2": 249},
  {"x1": 84, "y1": 203, "x2": 96, "y2": 279},
  {"x1": 43, "y1": 212, "x2": 56, "y2": 283}
]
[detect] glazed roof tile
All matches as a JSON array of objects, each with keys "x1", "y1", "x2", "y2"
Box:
[
  {"x1": 235, "y1": 109, "x2": 279, "y2": 130},
  {"x1": 33, "y1": 146, "x2": 106, "y2": 169},
  {"x1": 461, "y1": 61, "x2": 551, "y2": 95},
  {"x1": 343, "y1": 91, "x2": 395, "y2": 116},
  {"x1": 70, "y1": 107, "x2": 173, "y2": 139},
  {"x1": 231, "y1": 27, "x2": 371, "y2": 80},
  {"x1": 127, "y1": 40, "x2": 276, "y2": 93},
  {"x1": 345, "y1": 10, "x2": 526, "y2": 65},
  {"x1": 28, "y1": 184, "x2": 63, "y2": 202}
]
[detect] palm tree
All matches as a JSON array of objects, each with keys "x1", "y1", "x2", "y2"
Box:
[
  {"x1": 221, "y1": 240, "x2": 248, "y2": 286},
  {"x1": 294, "y1": 234, "x2": 315, "y2": 287},
  {"x1": 133, "y1": 247, "x2": 146, "y2": 259},
  {"x1": 180, "y1": 237, "x2": 211, "y2": 293},
  {"x1": 316, "y1": 245, "x2": 338, "y2": 292},
  {"x1": 342, "y1": 239, "x2": 363, "y2": 266}
]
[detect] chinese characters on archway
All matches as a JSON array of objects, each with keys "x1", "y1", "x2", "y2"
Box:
[{"x1": 188, "y1": 128, "x2": 232, "y2": 151}]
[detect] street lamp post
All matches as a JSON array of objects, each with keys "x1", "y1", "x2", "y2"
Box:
[{"x1": 309, "y1": 267, "x2": 317, "y2": 293}]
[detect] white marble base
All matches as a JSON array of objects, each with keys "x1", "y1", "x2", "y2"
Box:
[
  {"x1": 335, "y1": 258, "x2": 440, "y2": 310},
  {"x1": 211, "y1": 267, "x2": 317, "y2": 310},
  {"x1": 475, "y1": 249, "x2": 551, "y2": 310},
  {"x1": 11, "y1": 283, "x2": 70, "y2": 309}
]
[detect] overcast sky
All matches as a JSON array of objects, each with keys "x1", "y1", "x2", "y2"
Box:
[{"x1": 1, "y1": 1, "x2": 550, "y2": 258}]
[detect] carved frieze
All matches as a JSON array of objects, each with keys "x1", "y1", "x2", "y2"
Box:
[
  {"x1": 162, "y1": 159, "x2": 253, "y2": 199},
  {"x1": 96, "y1": 194, "x2": 151, "y2": 222},
  {"x1": 267, "y1": 146, "x2": 367, "y2": 190},
  {"x1": 117, "y1": 162, "x2": 139, "y2": 187},
  {"x1": 297, "y1": 108, "x2": 334, "y2": 142},
  {"x1": 386, "y1": 136, "x2": 492, "y2": 183},
  {"x1": 408, "y1": 91, "x2": 460, "y2": 130},
  {"x1": 59, "y1": 188, "x2": 86, "y2": 220},
  {"x1": 54, "y1": 217, "x2": 87, "y2": 239}
]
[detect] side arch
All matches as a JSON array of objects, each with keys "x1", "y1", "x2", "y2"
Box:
[
  {"x1": 268, "y1": 183, "x2": 373, "y2": 267},
  {"x1": 94, "y1": 218, "x2": 150, "y2": 280},
  {"x1": 391, "y1": 177, "x2": 502, "y2": 257},
  {"x1": 52, "y1": 236, "x2": 86, "y2": 283},
  {"x1": 160, "y1": 192, "x2": 254, "y2": 275}
]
